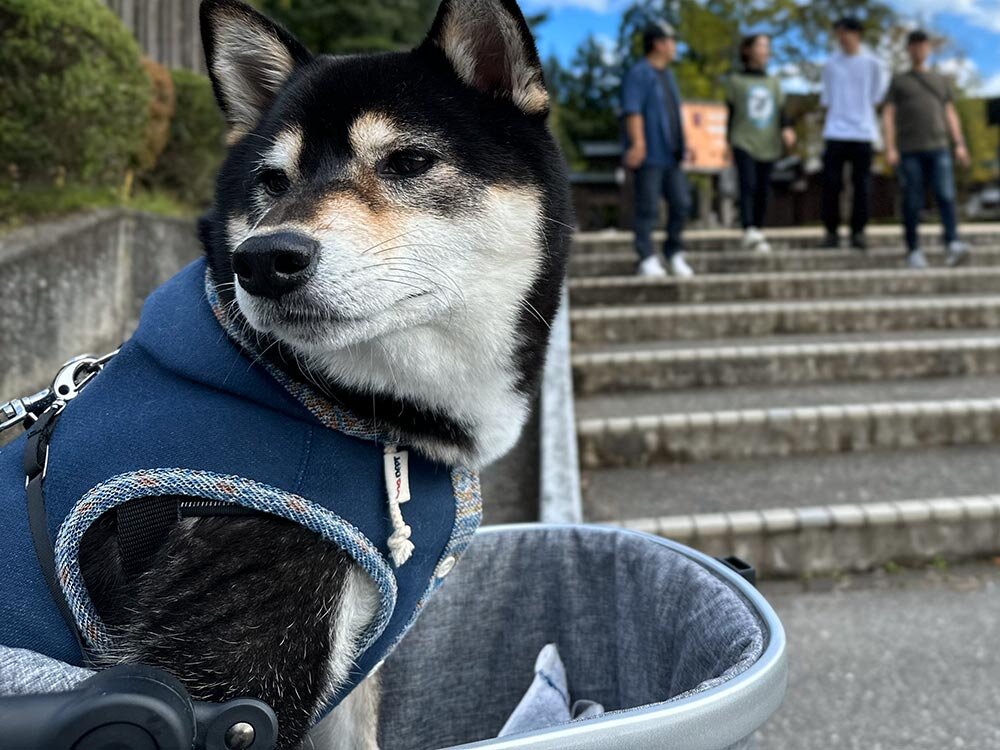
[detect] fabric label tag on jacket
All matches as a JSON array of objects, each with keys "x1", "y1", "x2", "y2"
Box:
[{"x1": 384, "y1": 450, "x2": 411, "y2": 505}]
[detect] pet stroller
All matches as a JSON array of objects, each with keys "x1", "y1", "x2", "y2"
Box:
[{"x1": 0, "y1": 524, "x2": 786, "y2": 750}]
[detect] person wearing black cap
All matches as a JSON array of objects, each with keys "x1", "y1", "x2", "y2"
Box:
[
  {"x1": 820, "y1": 16, "x2": 888, "y2": 251},
  {"x1": 883, "y1": 29, "x2": 971, "y2": 269},
  {"x1": 621, "y1": 21, "x2": 694, "y2": 278}
]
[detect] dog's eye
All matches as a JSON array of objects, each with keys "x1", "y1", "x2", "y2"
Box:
[
  {"x1": 378, "y1": 150, "x2": 436, "y2": 179},
  {"x1": 260, "y1": 168, "x2": 291, "y2": 197}
]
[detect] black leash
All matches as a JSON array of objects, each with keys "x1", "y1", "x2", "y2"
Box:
[{"x1": 23, "y1": 408, "x2": 90, "y2": 660}]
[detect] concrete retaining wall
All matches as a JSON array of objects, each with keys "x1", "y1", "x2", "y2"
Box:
[
  {"x1": 0, "y1": 210, "x2": 200, "y2": 401},
  {"x1": 0, "y1": 210, "x2": 538, "y2": 521}
]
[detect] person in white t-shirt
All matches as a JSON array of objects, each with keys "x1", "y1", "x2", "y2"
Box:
[{"x1": 820, "y1": 16, "x2": 888, "y2": 251}]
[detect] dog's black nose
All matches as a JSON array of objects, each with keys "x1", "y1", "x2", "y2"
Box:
[{"x1": 232, "y1": 232, "x2": 319, "y2": 299}]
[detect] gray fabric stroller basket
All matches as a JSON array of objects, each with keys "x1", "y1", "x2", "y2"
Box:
[
  {"x1": 377, "y1": 525, "x2": 787, "y2": 750},
  {"x1": 0, "y1": 525, "x2": 785, "y2": 750}
]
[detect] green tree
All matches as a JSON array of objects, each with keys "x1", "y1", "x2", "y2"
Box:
[
  {"x1": 257, "y1": 0, "x2": 439, "y2": 53},
  {"x1": 616, "y1": 0, "x2": 897, "y2": 89},
  {"x1": 955, "y1": 98, "x2": 1000, "y2": 187},
  {"x1": 547, "y1": 0, "x2": 898, "y2": 166},
  {"x1": 254, "y1": 1, "x2": 548, "y2": 55}
]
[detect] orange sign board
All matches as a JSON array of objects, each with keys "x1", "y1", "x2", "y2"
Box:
[{"x1": 682, "y1": 102, "x2": 729, "y2": 173}]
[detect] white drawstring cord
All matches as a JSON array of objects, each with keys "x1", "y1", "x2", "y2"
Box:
[{"x1": 384, "y1": 445, "x2": 414, "y2": 566}]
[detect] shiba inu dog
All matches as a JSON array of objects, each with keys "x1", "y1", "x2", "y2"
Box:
[{"x1": 73, "y1": 0, "x2": 572, "y2": 748}]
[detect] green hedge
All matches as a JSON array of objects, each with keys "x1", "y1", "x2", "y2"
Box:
[
  {"x1": 147, "y1": 70, "x2": 226, "y2": 207},
  {"x1": 0, "y1": 0, "x2": 151, "y2": 186}
]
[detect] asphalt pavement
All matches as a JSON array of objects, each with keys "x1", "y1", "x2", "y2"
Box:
[{"x1": 756, "y1": 563, "x2": 1000, "y2": 749}]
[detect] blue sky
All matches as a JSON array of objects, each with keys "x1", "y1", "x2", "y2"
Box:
[{"x1": 523, "y1": 0, "x2": 1000, "y2": 95}]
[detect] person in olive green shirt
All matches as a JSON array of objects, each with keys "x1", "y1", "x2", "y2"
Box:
[
  {"x1": 883, "y1": 29, "x2": 970, "y2": 269},
  {"x1": 725, "y1": 34, "x2": 796, "y2": 254}
]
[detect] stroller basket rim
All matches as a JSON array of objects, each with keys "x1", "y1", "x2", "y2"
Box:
[
  {"x1": 435, "y1": 523, "x2": 788, "y2": 750},
  {"x1": 0, "y1": 523, "x2": 787, "y2": 750}
]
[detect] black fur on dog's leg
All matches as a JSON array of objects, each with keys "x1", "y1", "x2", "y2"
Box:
[{"x1": 81, "y1": 508, "x2": 353, "y2": 750}]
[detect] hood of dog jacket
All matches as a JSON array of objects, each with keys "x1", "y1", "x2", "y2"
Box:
[{"x1": 0, "y1": 258, "x2": 482, "y2": 718}]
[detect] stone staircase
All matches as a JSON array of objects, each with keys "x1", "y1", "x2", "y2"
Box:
[{"x1": 570, "y1": 225, "x2": 1000, "y2": 577}]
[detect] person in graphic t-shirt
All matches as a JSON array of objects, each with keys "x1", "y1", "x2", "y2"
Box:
[
  {"x1": 725, "y1": 33, "x2": 797, "y2": 255},
  {"x1": 621, "y1": 22, "x2": 694, "y2": 278},
  {"x1": 820, "y1": 16, "x2": 889, "y2": 251},
  {"x1": 883, "y1": 29, "x2": 971, "y2": 269}
]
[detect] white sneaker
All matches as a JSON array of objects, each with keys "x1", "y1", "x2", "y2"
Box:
[
  {"x1": 637, "y1": 255, "x2": 668, "y2": 277},
  {"x1": 742, "y1": 227, "x2": 772, "y2": 254},
  {"x1": 669, "y1": 253, "x2": 695, "y2": 278},
  {"x1": 946, "y1": 241, "x2": 969, "y2": 267},
  {"x1": 742, "y1": 227, "x2": 764, "y2": 250},
  {"x1": 906, "y1": 249, "x2": 928, "y2": 270}
]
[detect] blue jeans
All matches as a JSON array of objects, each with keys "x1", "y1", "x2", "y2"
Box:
[
  {"x1": 633, "y1": 164, "x2": 690, "y2": 260},
  {"x1": 898, "y1": 149, "x2": 958, "y2": 253}
]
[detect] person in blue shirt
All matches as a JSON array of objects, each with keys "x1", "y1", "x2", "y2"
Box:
[{"x1": 622, "y1": 22, "x2": 693, "y2": 278}]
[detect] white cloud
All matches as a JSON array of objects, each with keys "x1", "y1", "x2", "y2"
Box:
[
  {"x1": 775, "y1": 63, "x2": 819, "y2": 95},
  {"x1": 890, "y1": 0, "x2": 1000, "y2": 34},
  {"x1": 930, "y1": 56, "x2": 1000, "y2": 97},
  {"x1": 977, "y1": 72, "x2": 1000, "y2": 97},
  {"x1": 937, "y1": 56, "x2": 980, "y2": 89}
]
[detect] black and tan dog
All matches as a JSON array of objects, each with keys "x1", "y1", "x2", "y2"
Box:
[{"x1": 76, "y1": 1, "x2": 572, "y2": 748}]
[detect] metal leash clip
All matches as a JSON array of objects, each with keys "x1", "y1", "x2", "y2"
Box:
[{"x1": 0, "y1": 349, "x2": 119, "y2": 434}]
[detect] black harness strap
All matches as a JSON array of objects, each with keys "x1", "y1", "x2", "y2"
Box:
[{"x1": 23, "y1": 409, "x2": 90, "y2": 663}]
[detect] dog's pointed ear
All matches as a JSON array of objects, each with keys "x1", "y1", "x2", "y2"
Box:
[
  {"x1": 200, "y1": 0, "x2": 312, "y2": 141},
  {"x1": 421, "y1": 0, "x2": 549, "y2": 115}
]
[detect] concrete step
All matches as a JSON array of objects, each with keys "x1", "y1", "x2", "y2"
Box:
[
  {"x1": 570, "y1": 295, "x2": 1000, "y2": 344},
  {"x1": 569, "y1": 267, "x2": 1000, "y2": 307},
  {"x1": 578, "y1": 376, "x2": 1000, "y2": 468},
  {"x1": 573, "y1": 225, "x2": 1000, "y2": 255},
  {"x1": 572, "y1": 327, "x2": 1000, "y2": 355},
  {"x1": 572, "y1": 335, "x2": 1000, "y2": 395},
  {"x1": 582, "y1": 445, "x2": 1000, "y2": 520},
  {"x1": 569, "y1": 246, "x2": 1000, "y2": 277},
  {"x1": 615, "y1": 495, "x2": 1000, "y2": 579},
  {"x1": 758, "y1": 564, "x2": 1000, "y2": 748},
  {"x1": 575, "y1": 374, "x2": 1000, "y2": 420}
]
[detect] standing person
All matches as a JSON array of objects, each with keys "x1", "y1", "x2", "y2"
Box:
[
  {"x1": 883, "y1": 29, "x2": 971, "y2": 269},
  {"x1": 621, "y1": 21, "x2": 694, "y2": 278},
  {"x1": 820, "y1": 16, "x2": 888, "y2": 251},
  {"x1": 725, "y1": 33, "x2": 797, "y2": 254}
]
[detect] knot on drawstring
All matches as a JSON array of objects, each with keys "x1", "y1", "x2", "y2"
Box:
[
  {"x1": 388, "y1": 523, "x2": 414, "y2": 567},
  {"x1": 384, "y1": 445, "x2": 414, "y2": 567}
]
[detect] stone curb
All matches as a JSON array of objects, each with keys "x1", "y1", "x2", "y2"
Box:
[
  {"x1": 570, "y1": 295, "x2": 1000, "y2": 344},
  {"x1": 572, "y1": 227, "x2": 1000, "y2": 254},
  {"x1": 569, "y1": 247, "x2": 1000, "y2": 277},
  {"x1": 577, "y1": 397, "x2": 1000, "y2": 468},
  {"x1": 611, "y1": 495, "x2": 1000, "y2": 577},
  {"x1": 568, "y1": 267, "x2": 1000, "y2": 306},
  {"x1": 572, "y1": 336, "x2": 1000, "y2": 394}
]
